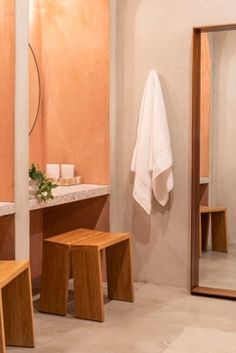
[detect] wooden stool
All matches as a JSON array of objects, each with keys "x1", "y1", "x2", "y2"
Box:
[
  {"x1": 0, "y1": 261, "x2": 34, "y2": 352},
  {"x1": 71, "y1": 232, "x2": 134, "y2": 322},
  {"x1": 40, "y1": 228, "x2": 104, "y2": 315},
  {"x1": 40, "y1": 229, "x2": 133, "y2": 321},
  {"x1": 200, "y1": 206, "x2": 228, "y2": 254}
]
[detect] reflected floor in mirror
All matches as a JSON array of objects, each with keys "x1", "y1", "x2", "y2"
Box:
[{"x1": 199, "y1": 244, "x2": 236, "y2": 291}]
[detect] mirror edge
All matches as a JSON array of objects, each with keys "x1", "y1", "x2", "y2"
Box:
[{"x1": 29, "y1": 42, "x2": 41, "y2": 136}]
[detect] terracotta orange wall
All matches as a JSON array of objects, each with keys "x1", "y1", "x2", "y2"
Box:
[
  {"x1": 0, "y1": 1, "x2": 15, "y2": 201},
  {"x1": 30, "y1": 0, "x2": 110, "y2": 184},
  {"x1": 200, "y1": 33, "x2": 211, "y2": 178}
]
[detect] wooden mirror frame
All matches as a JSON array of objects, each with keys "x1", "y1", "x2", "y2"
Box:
[{"x1": 191, "y1": 23, "x2": 236, "y2": 299}]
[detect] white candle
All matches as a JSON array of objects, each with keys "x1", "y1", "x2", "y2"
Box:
[
  {"x1": 61, "y1": 164, "x2": 75, "y2": 178},
  {"x1": 46, "y1": 164, "x2": 60, "y2": 179}
]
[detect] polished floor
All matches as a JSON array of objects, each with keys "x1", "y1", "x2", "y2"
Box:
[
  {"x1": 199, "y1": 244, "x2": 236, "y2": 290},
  {"x1": 8, "y1": 282, "x2": 236, "y2": 353}
]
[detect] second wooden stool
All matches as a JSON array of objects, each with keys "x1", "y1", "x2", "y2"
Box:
[{"x1": 0, "y1": 261, "x2": 35, "y2": 353}]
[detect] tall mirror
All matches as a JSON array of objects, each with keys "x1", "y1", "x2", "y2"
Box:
[
  {"x1": 29, "y1": 43, "x2": 41, "y2": 135},
  {"x1": 191, "y1": 24, "x2": 236, "y2": 299}
]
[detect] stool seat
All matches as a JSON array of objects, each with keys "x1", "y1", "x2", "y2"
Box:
[
  {"x1": 0, "y1": 261, "x2": 34, "y2": 352},
  {"x1": 72, "y1": 232, "x2": 130, "y2": 248},
  {"x1": 44, "y1": 228, "x2": 104, "y2": 247},
  {"x1": 0, "y1": 261, "x2": 29, "y2": 288},
  {"x1": 40, "y1": 229, "x2": 134, "y2": 321},
  {"x1": 44, "y1": 228, "x2": 104, "y2": 246},
  {"x1": 200, "y1": 206, "x2": 226, "y2": 213}
]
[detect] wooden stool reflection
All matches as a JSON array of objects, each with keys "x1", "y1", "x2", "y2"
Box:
[
  {"x1": 200, "y1": 206, "x2": 228, "y2": 256},
  {"x1": 0, "y1": 261, "x2": 35, "y2": 353}
]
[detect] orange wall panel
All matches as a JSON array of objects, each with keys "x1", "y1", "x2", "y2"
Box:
[
  {"x1": 0, "y1": 1, "x2": 15, "y2": 201},
  {"x1": 30, "y1": 0, "x2": 110, "y2": 184}
]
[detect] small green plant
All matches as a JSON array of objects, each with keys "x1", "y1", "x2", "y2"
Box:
[{"x1": 29, "y1": 164, "x2": 57, "y2": 202}]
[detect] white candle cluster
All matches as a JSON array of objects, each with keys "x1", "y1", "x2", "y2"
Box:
[{"x1": 46, "y1": 164, "x2": 75, "y2": 179}]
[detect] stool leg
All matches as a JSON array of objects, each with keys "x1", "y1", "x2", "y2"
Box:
[
  {"x1": 201, "y1": 213, "x2": 210, "y2": 252},
  {"x1": 72, "y1": 247, "x2": 104, "y2": 322},
  {"x1": 2, "y1": 267, "x2": 34, "y2": 348},
  {"x1": 40, "y1": 243, "x2": 70, "y2": 315},
  {"x1": 0, "y1": 291, "x2": 6, "y2": 353},
  {"x1": 212, "y1": 211, "x2": 228, "y2": 253},
  {"x1": 199, "y1": 213, "x2": 202, "y2": 258},
  {"x1": 106, "y1": 239, "x2": 134, "y2": 302}
]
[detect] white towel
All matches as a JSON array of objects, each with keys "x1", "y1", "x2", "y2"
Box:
[{"x1": 131, "y1": 70, "x2": 174, "y2": 214}]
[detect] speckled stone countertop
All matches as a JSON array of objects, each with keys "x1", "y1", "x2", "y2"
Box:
[
  {"x1": 0, "y1": 185, "x2": 109, "y2": 216},
  {"x1": 0, "y1": 202, "x2": 16, "y2": 217},
  {"x1": 29, "y1": 184, "x2": 110, "y2": 211}
]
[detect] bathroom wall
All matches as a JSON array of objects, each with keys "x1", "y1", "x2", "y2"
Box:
[
  {"x1": 211, "y1": 31, "x2": 236, "y2": 244},
  {"x1": 111, "y1": 0, "x2": 236, "y2": 287},
  {"x1": 0, "y1": 0, "x2": 15, "y2": 201},
  {"x1": 30, "y1": 0, "x2": 109, "y2": 184}
]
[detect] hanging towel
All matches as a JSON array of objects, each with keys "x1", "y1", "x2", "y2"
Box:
[{"x1": 131, "y1": 70, "x2": 174, "y2": 214}]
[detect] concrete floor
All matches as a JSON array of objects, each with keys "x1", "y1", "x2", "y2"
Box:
[
  {"x1": 8, "y1": 282, "x2": 236, "y2": 353},
  {"x1": 199, "y1": 244, "x2": 236, "y2": 290}
]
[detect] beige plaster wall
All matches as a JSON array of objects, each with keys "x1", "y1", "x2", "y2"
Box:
[
  {"x1": 211, "y1": 31, "x2": 236, "y2": 244},
  {"x1": 111, "y1": 0, "x2": 236, "y2": 287}
]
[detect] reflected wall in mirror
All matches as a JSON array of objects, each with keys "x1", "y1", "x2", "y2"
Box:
[
  {"x1": 29, "y1": 43, "x2": 41, "y2": 135},
  {"x1": 192, "y1": 24, "x2": 236, "y2": 299}
]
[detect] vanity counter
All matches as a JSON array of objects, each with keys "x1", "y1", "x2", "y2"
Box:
[
  {"x1": 0, "y1": 202, "x2": 16, "y2": 217},
  {"x1": 0, "y1": 185, "x2": 109, "y2": 216},
  {"x1": 29, "y1": 184, "x2": 110, "y2": 211}
]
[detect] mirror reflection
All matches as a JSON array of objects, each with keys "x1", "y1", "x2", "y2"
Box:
[
  {"x1": 29, "y1": 43, "x2": 41, "y2": 135},
  {"x1": 199, "y1": 30, "x2": 236, "y2": 290}
]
